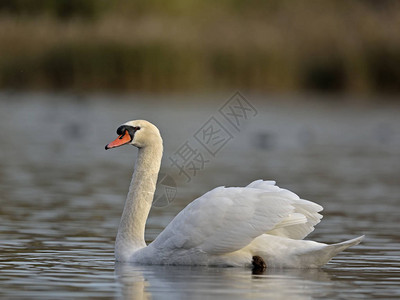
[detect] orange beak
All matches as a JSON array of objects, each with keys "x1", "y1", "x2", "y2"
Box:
[{"x1": 105, "y1": 130, "x2": 132, "y2": 150}]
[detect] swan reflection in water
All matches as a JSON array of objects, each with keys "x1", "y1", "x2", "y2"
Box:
[{"x1": 115, "y1": 262, "x2": 333, "y2": 300}]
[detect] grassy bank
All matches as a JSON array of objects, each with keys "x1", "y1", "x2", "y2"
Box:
[{"x1": 0, "y1": 0, "x2": 400, "y2": 94}]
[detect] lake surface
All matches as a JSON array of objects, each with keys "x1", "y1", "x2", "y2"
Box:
[{"x1": 0, "y1": 92, "x2": 399, "y2": 299}]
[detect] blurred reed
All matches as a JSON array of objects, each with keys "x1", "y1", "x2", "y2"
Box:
[{"x1": 0, "y1": 0, "x2": 399, "y2": 94}]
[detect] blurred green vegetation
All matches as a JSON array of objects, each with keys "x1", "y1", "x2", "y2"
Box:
[
  {"x1": 0, "y1": 0, "x2": 399, "y2": 94},
  {"x1": 0, "y1": 0, "x2": 106, "y2": 19}
]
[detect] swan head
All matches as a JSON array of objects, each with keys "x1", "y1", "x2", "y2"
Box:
[{"x1": 105, "y1": 120, "x2": 162, "y2": 150}]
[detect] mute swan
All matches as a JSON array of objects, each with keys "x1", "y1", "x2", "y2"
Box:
[{"x1": 105, "y1": 120, "x2": 363, "y2": 269}]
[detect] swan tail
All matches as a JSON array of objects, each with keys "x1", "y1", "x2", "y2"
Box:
[
  {"x1": 323, "y1": 235, "x2": 364, "y2": 259},
  {"x1": 249, "y1": 235, "x2": 364, "y2": 268},
  {"x1": 297, "y1": 235, "x2": 365, "y2": 267}
]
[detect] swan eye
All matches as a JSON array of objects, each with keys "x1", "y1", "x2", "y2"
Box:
[{"x1": 134, "y1": 126, "x2": 141, "y2": 131}]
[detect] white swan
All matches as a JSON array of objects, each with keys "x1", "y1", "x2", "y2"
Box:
[{"x1": 105, "y1": 120, "x2": 363, "y2": 269}]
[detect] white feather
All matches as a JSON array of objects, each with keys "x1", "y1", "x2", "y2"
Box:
[{"x1": 151, "y1": 185, "x2": 295, "y2": 254}]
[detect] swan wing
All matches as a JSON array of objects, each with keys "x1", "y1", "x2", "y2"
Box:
[
  {"x1": 151, "y1": 180, "x2": 318, "y2": 255},
  {"x1": 247, "y1": 180, "x2": 323, "y2": 239}
]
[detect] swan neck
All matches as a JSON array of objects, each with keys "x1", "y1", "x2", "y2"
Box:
[{"x1": 115, "y1": 143, "x2": 162, "y2": 261}]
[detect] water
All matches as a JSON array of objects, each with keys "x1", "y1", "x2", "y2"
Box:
[{"x1": 0, "y1": 92, "x2": 399, "y2": 299}]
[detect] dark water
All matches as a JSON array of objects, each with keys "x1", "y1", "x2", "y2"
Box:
[{"x1": 0, "y1": 92, "x2": 399, "y2": 299}]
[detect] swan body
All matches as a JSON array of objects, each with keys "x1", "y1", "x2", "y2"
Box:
[{"x1": 106, "y1": 120, "x2": 363, "y2": 268}]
